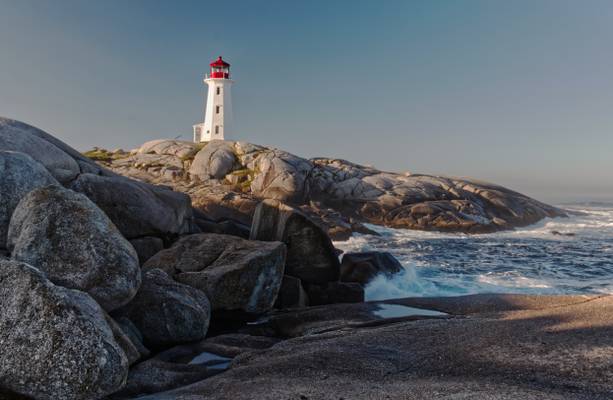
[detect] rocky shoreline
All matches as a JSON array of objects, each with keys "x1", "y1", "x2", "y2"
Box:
[
  {"x1": 88, "y1": 137, "x2": 566, "y2": 238},
  {"x1": 0, "y1": 117, "x2": 606, "y2": 400}
]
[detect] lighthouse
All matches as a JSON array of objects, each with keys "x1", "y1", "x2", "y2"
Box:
[{"x1": 193, "y1": 56, "x2": 234, "y2": 142}]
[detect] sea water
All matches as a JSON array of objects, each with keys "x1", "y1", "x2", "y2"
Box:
[{"x1": 334, "y1": 204, "x2": 613, "y2": 301}]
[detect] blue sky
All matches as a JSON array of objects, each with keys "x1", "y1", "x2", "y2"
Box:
[{"x1": 1, "y1": 0, "x2": 612, "y2": 203}]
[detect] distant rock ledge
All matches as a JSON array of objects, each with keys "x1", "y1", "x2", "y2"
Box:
[{"x1": 89, "y1": 138, "x2": 566, "y2": 238}]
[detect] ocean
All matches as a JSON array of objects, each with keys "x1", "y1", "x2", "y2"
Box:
[{"x1": 334, "y1": 204, "x2": 613, "y2": 301}]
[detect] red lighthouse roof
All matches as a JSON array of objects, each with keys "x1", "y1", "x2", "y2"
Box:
[{"x1": 210, "y1": 56, "x2": 230, "y2": 67}]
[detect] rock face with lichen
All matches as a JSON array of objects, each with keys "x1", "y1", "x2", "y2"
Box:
[
  {"x1": 143, "y1": 233, "x2": 286, "y2": 314},
  {"x1": 7, "y1": 185, "x2": 141, "y2": 311},
  {"x1": 0, "y1": 259, "x2": 129, "y2": 400},
  {"x1": 0, "y1": 151, "x2": 59, "y2": 249},
  {"x1": 96, "y1": 138, "x2": 565, "y2": 236}
]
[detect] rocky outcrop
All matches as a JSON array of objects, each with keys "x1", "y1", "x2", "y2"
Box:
[
  {"x1": 70, "y1": 173, "x2": 193, "y2": 239},
  {"x1": 0, "y1": 151, "x2": 58, "y2": 248},
  {"x1": 0, "y1": 259, "x2": 128, "y2": 400},
  {"x1": 0, "y1": 117, "x2": 108, "y2": 182},
  {"x1": 96, "y1": 138, "x2": 565, "y2": 237},
  {"x1": 250, "y1": 199, "x2": 340, "y2": 284},
  {"x1": 189, "y1": 140, "x2": 237, "y2": 180},
  {"x1": 143, "y1": 233, "x2": 286, "y2": 314},
  {"x1": 0, "y1": 118, "x2": 195, "y2": 243},
  {"x1": 0, "y1": 118, "x2": 81, "y2": 183},
  {"x1": 7, "y1": 185, "x2": 141, "y2": 311},
  {"x1": 114, "y1": 269, "x2": 211, "y2": 348},
  {"x1": 340, "y1": 251, "x2": 404, "y2": 285}
]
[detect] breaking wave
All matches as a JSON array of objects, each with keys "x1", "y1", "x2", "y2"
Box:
[{"x1": 334, "y1": 205, "x2": 613, "y2": 300}]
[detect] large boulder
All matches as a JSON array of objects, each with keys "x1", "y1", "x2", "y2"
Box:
[
  {"x1": 0, "y1": 259, "x2": 128, "y2": 400},
  {"x1": 114, "y1": 269, "x2": 211, "y2": 348},
  {"x1": 70, "y1": 173, "x2": 193, "y2": 239},
  {"x1": 7, "y1": 185, "x2": 141, "y2": 311},
  {"x1": 250, "y1": 199, "x2": 340, "y2": 284},
  {"x1": 143, "y1": 233, "x2": 286, "y2": 314},
  {"x1": 0, "y1": 151, "x2": 58, "y2": 249},
  {"x1": 189, "y1": 141, "x2": 237, "y2": 180},
  {"x1": 0, "y1": 118, "x2": 80, "y2": 183},
  {"x1": 340, "y1": 251, "x2": 404, "y2": 285},
  {"x1": 249, "y1": 149, "x2": 313, "y2": 203}
]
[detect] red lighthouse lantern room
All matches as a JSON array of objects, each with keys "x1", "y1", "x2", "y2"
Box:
[{"x1": 210, "y1": 56, "x2": 230, "y2": 79}]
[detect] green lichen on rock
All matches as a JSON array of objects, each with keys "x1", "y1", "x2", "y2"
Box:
[
  {"x1": 180, "y1": 142, "x2": 207, "y2": 162},
  {"x1": 83, "y1": 148, "x2": 129, "y2": 163}
]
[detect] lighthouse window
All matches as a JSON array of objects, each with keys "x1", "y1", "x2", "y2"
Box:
[
  {"x1": 216, "y1": 106, "x2": 220, "y2": 114},
  {"x1": 215, "y1": 126, "x2": 219, "y2": 134},
  {"x1": 216, "y1": 87, "x2": 221, "y2": 95}
]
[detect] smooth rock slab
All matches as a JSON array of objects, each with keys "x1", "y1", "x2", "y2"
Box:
[
  {"x1": 0, "y1": 151, "x2": 58, "y2": 248},
  {"x1": 114, "y1": 269, "x2": 211, "y2": 348},
  {"x1": 0, "y1": 259, "x2": 128, "y2": 400},
  {"x1": 143, "y1": 233, "x2": 286, "y2": 314},
  {"x1": 137, "y1": 295, "x2": 612, "y2": 400},
  {"x1": 7, "y1": 185, "x2": 141, "y2": 311}
]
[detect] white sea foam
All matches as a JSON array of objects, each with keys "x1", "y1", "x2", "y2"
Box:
[{"x1": 335, "y1": 205, "x2": 613, "y2": 300}]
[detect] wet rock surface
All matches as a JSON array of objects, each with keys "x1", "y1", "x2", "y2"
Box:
[
  {"x1": 340, "y1": 251, "x2": 404, "y2": 285},
  {"x1": 109, "y1": 334, "x2": 280, "y2": 399}
]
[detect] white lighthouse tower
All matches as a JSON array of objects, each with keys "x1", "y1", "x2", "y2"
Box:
[{"x1": 193, "y1": 56, "x2": 234, "y2": 142}]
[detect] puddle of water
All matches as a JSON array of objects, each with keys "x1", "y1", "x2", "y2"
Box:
[
  {"x1": 373, "y1": 304, "x2": 447, "y2": 319},
  {"x1": 188, "y1": 351, "x2": 232, "y2": 370}
]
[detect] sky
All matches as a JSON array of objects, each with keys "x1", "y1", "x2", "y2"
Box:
[{"x1": 1, "y1": 0, "x2": 612, "y2": 204}]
